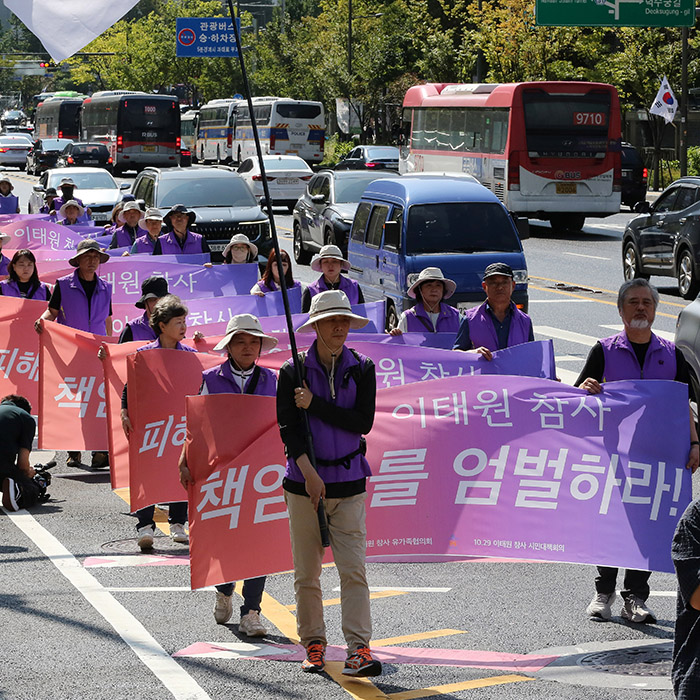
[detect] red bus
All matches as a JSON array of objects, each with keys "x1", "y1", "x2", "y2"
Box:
[{"x1": 400, "y1": 82, "x2": 622, "y2": 234}]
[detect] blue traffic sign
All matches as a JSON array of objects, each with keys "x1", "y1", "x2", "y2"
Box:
[{"x1": 176, "y1": 17, "x2": 240, "y2": 58}]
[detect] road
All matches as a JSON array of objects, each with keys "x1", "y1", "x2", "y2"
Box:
[{"x1": 0, "y1": 169, "x2": 692, "y2": 700}]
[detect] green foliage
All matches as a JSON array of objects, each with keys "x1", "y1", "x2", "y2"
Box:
[
  {"x1": 688, "y1": 147, "x2": 700, "y2": 177},
  {"x1": 320, "y1": 133, "x2": 354, "y2": 166}
]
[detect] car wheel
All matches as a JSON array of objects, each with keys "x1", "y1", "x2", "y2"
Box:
[
  {"x1": 678, "y1": 249, "x2": 700, "y2": 299},
  {"x1": 293, "y1": 221, "x2": 312, "y2": 265},
  {"x1": 323, "y1": 228, "x2": 335, "y2": 246},
  {"x1": 622, "y1": 241, "x2": 648, "y2": 282},
  {"x1": 385, "y1": 302, "x2": 399, "y2": 331}
]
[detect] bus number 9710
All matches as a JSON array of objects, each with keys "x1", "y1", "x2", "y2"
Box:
[{"x1": 573, "y1": 111, "x2": 606, "y2": 126}]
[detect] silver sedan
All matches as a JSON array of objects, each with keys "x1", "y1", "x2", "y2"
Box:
[{"x1": 0, "y1": 135, "x2": 32, "y2": 170}]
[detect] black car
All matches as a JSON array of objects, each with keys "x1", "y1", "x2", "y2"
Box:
[
  {"x1": 622, "y1": 176, "x2": 700, "y2": 299},
  {"x1": 292, "y1": 169, "x2": 401, "y2": 263},
  {"x1": 57, "y1": 142, "x2": 112, "y2": 171},
  {"x1": 335, "y1": 145, "x2": 400, "y2": 171},
  {"x1": 131, "y1": 166, "x2": 270, "y2": 263},
  {"x1": 26, "y1": 138, "x2": 73, "y2": 175},
  {"x1": 621, "y1": 142, "x2": 648, "y2": 209}
]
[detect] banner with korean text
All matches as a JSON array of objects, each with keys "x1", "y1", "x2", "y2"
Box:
[
  {"x1": 0, "y1": 219, "x2": 84, "y2": 251},
  {"x1": 184, "y1": 377, "x2": 691, "y2": 589}
]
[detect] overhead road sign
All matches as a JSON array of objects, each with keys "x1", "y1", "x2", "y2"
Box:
[
  {"x1": 176, "y1": 17, "x2": 240, "y2": 57},
  {"x1": 536, "y1": 0, "x2": 695, "y2": 26}
]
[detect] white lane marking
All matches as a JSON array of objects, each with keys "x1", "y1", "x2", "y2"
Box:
[
  {"x1": 648, "y1": 591, "x2": 678, "y2": 597},
  {"x1": 556, "y1": 368, "x2": 579, "y2": 385},
  {"x1": 331, "y1": 586, "x2": 452, "y2": 593},
  {"x1": 107, "y1": 587, "x2": 216, "y2": 592},
  {"x1": 601, "y1": 324, "x2": 676, "y2": 342},
  {"x1": 536, "y1": 326, "x2": 600, "y2": 347},
  {"x1": 563, "y1": 252, "x2": 610, "y2": 261},
  {"x1": 529, "y1": 299, "x2": 595, "y2": 303},
  {"x1": 555, "y1": 355, "x2": 585, "y2": 362},
  {"x1": 3, "y1": 507, "x2": 211, "y2": 700}
]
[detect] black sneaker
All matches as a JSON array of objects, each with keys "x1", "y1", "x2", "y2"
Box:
[
  {"x1": 66, "y1": 451, "x2": 82, "y2": 467},
  {"x1": 1, "y1": 478, "x2": 21, "y2": 511},
  {"x1": 90, "y1": 451, "x2": 109, "y2": 469},
  {"x1": 301, "y1": 641, "x2": 326, "y2": 673},
  {"x1": 342, "y1": 646, "x2": 382, "y2": 677}
]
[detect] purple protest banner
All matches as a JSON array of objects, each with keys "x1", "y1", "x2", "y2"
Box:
[
  {"x1": 257, "y1": 301, "x2": 386, "y2": 335},
  {"x1": 0, "y1": 213, "x2": 51, "y2": 223},
  {"x1": 0, "y1": 219, "x2": 84, "y2": 251}
]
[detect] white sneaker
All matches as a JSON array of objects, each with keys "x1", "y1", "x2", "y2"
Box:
[
  {"x1": 621, "y1": 595, "x2": 656, "y2": 624},
  {"x1": 214, "y1": 592, "x2": 233, "y2": 624},
  {"x1": 586, "y1": 592, "x2": 615, "y2": 620},
  {"x1": 238, "y1": 610, "x2": 267, "y2": 637},
  {"x1": 137, "y1": 525, "x2": 155, "y2": 551},
  {"x1": 170, "y1": 523, "x2": 188, "y2": 543}
]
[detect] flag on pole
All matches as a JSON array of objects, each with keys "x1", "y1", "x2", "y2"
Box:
[
  {"x1": 4, "y1": 0, "x2": 140, "y2": 63},
  {"x1": 649, "y1": 76, "x2": 678, "y2": 124}
]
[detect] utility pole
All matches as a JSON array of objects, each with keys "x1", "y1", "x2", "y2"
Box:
[
  {"x1": 348, "y1": 0, "x2": 352, "y2": 77},
  {"x1": 681, "y1": 25, "x2": 688, "y2": 176}
]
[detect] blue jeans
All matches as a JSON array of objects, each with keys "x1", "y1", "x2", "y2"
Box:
[
  {"x1": 216, "y1": 576, "x2": 266, "y2": 616},
  {"x1": 136, "y1": 501, "x2": 187, "y2": 530}
]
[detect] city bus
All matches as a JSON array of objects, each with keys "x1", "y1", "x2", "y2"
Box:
[
  {"x1": 34, "y1": 96, "x2": 84, "y2": 140},
  {"x1": 180, "y1": 109, "x2": 199, "y2": 154},
  {"x1": 400, "y1": 82, "x2": 622, "y2": 234},
  {"x1": 195, "y1": 98, "x2": 239, "y2": 163},
  {"x1": 80, "y1": 91, "x2": 180, "y2": 174}
]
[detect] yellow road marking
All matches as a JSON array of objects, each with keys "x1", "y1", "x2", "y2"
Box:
[
  {"x1": 373, "y1": 629, "x2": 467, "y2": 646},
  {"x1": 113, "y1": 487, "x2": 169, "y2": 535},
  {"x1": 386, "y1": 674, "x2": 535, "y2": 699},
  {"x1": 286, "y1": 590, "x2": 408, "y2": 611},
  {"x1": 324, "y1": 662, "x2": 391, "y2": 699}
]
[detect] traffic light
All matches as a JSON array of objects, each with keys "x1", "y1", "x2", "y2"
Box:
[{"x1": 39, "y1": 61, "x2": 57, "y2": 72}]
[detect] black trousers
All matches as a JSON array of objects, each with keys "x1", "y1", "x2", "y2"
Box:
[
  {"x1": 595, "y1": 566, "x2": 651, "y2": 600},
  {"x1": 0, "y1": 463, "x2": 41, "y2": 508}
]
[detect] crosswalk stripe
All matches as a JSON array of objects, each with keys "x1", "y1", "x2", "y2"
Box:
[{"x1": 536, "y1": 326, "x2": 600, "y2": 346}]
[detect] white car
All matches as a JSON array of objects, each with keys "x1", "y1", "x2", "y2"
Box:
[
  {"x1": 238, "y1": 155, "x2": 312, "y2": 212},
  {"x1": 28, "y1": 167, "x2": 130, "y2": 222},
  {"x1": 0, "y1": 135, "x2": 33, "y2": 170}
]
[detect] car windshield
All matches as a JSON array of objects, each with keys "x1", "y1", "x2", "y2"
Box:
[
  {"x1": 157, "y1": 176, "x2": 257, "y2": 208},
  {"x1": 406, "y1": 202, "x2": 520, "y2": 254},
  {"x1": 0, "y1": 137, "x2": 30, "y2": 147},
  {"x1": 48, "y1": 171, "x2": 117, "y2": 189},
  {"x1": 43, "y1": 139, "x2": 73, "y2": 150},
  {"x1": 262, "y1": 158, "x2": 310, "y2": 172},
  {"x1": 335, "y1": 176, "x2": 394, "y2": 203}
]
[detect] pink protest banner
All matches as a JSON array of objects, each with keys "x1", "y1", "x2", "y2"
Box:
[
  {"x1": 0, "y1": 296, "x2": 44, "y2": 406},
  {"x1": 0, "y1": 218, "x2": 83, "y2": 251},
  {"x1": 185, "y1": 375, "x2": 691, "y2": 589}
]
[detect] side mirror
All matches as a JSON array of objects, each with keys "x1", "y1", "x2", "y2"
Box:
[
  {"x1": 383, "y1": 220, "x2": 400, "y2": 249},
  {"x1": 634, "y1": 200, "x2": 651, "y2": 214},
  {"x1": 510, "y1": 213, "x2": 530, "y2": 240},
  {"x1": 120, "y1": 182, "x2": 130, "y2": 190},
  {"x1": 32, "y1": 185, "x2": 44, "y2": 192},
  {"x1": 311, "y1": 194, "x2": 326, "y2": 204}
]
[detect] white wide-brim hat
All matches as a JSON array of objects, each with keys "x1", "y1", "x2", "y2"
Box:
[
  {"x1": 223, "y1": 233, "x2": 258, "y2": 261},
  {"x1": 117, "y1": 200, "x2": 144, "y2": 224},
  {"x1": 407, "y1": 266, "x2": 456, "y2": 299},
  {"x1": 58, "y1": 199, "x2": 85, "y2": 219},
  {"x1": 297, "y1": 289, "x2": 369, "y2": 333},
  {"x1": 213, "y1": 313, "x2": 278, "y2": 353},
  {"x1": 0, "y1": 176, "x2": 13, "y2": 190},
  {"x1": 310, "y1": 244, "x2": 351, "y2": 273},
  {"x1": 138, "y1": 207, "x2": 164, "y2": 230}
]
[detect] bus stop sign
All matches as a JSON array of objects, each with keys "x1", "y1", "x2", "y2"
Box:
[
  {"x1": 176, "y1": 17, "x2": 240, "y2": 57},
  {"x1": 536, "y1": 0, "x2": 695, "y2": 26}
]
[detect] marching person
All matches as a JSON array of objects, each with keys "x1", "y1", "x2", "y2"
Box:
[
  {"x1": 0, "y1": 394, "x2": 37, "y2": 511},
  {"x1": 301, "y1": 245, "x2": 364, "y2": 313},
  {"x1": 102, "y1": 202, "x2": 124, "y2": 235},
  {"x1": 0, "y1": 230, "x2": 10, "y2": 277},
  {"x1": 577, "y1": 278, "x2": 699, "y2": 624},
  {"x1": 39, "y1": 187, "x2": 58, "y2": 216},
  {"x1": 121, "y1": 294, "x2": 194, "y2": 549},
  {"x1": 109, "y1": 201, "x2": 144, "y2": 250},
  {"x1": 453, "y1": 262, "x2": 534, "y2": 359},
  {"x1": 179, "y1": 314, "x2": 277, "y2": 636},
  {"x1": 276, "y1": 290, "x2": 382, "y2": 677},
  {"x1": 119, "y1": 276, "x2": 168, "y2": 343},
  {"x1": 223, "y1": 233, "x2": 257, "y2": 265},
  {"x1": 51, "y1": 177, "x2": 91, "y2": 221},
  {"x1": 389, "y1": 267, "x2": 460, "y2": 335},
  {"x1": 250, "y1": 248, "x2": 301, "y2": 296},
  {"x1": 0, "y1": 175, "x2": 20, "y2": 214},
  {"x1": 130, "y1": 208, "x2": 164, "y2": 255},
  {"x1": 57, "y1": 200, "x2": 85, "y2": 227},
  {"x1": 0, "y1": 249, "x2": 51, "y2": 300},
  {"x1": 153, "y1": 204, "x2": 211, "y2": 256}
]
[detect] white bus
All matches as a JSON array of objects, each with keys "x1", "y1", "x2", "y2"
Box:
[
  {"x1": 195, "y1": 98, "x2": 239, "y2": 164},
  {"x1": 180, "y1": 109, "x2": 199, "y2": 154}
]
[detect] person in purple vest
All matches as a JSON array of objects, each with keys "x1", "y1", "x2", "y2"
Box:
[
  {"x1": 57, "y1": 200, "x2": 85, "y2": 226},
  {"x1": 130, "y1": 208, "x2": 164, "y2": 255},
  {"x1": 577, "y1": 278, "x2": 699, "y2": 625},
  {"x1": 109, "y1": 200, "x2": 144, "y2": 250},
  {"x1": 453, "y1": 262, "x2": 534, "y2": 359},
  {"x1": 250, "y1": 248, "x2": 302, "y2": 296},
  {"x1": 0, "y1": 230, "x2": 11, "y2": 277},
  {"x1": 277, "y1": 290, "x2": 382, "y2": 678},
  {"x1": 102, "y1": 202, "x2": 124, "y2": 234},
  {"x1": 39, "y1": 187, "x2": 58, "y2": 216},
  {"x1": 389, "y1": 267, "x2": 459, "y2": 336},
  {"x1": 0, "y1": 176, "x2": 20, "y2": 214},
  {"x1": 0, "y1": 249, "x2": 51, "y2": 300},
  {"x1": 223, "y1": 232, "x2": 257, "y2": 265},
  {"x1": 118, "y1": 276, "x2": 169, "y2": 343},
  {"x1": 301, "y1": 244, "x2": 364, "y2": 313},
  {"x1": 153, "y1": 204, "x2": 211, "y2": 256},
  {"x1": 121, "y1": 294, "x2": 194, "y2": 549},
  {"x1": 179, "y1": 314, "x2": 278, "y2": 635},
  {"x1": 51, "y1": 178, "x2": 92, "y2": 222}
]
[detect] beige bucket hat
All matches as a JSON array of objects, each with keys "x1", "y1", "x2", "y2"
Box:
[
  {"x1": 213, "y1": 314, "x2": 278, "y2": 353},
  {"x1": 296, "y1": 289, "x2": 369, "y2": 333}
]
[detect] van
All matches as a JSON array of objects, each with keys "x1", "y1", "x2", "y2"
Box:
[{"x1": 347, "y1": 175, "x2": 529, "y2": 328}]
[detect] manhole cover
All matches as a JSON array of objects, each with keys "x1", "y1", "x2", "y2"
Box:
[
  {"x1": 101, "y1": 537, "x2": 189, "y2": 554},
  {"x1": 579, "y1": 643, "x2": 672, "y2": 677}
]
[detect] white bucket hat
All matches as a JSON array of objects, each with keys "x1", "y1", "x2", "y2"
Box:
[
  {"x1": 0, "y1": 175, "x2": 13, "y2": 190},
  {"x1": 296, "y1": 289, "x2": 369, "y2": 333},
  {"x1": 223, "y1": 233, "x2": 258, "y2": 261},
  {"x1": 407, "y1": 267, "x2": 456, "y2": 299},
  {"x1": 213, "y1": 314, "x2": 278, "y2": 353},
  {"x1": 138, "y1": 207, "x2": 164, "y2": 229},
  {"x1": 117, "y1": 200, "x2": 144, "y2": 224},
  {"x1": 58, "y1": 199, "x2": 85, "y2": 219},
  {"x1": 310, "y1": 244, "x2": 351, "y2": 273}
]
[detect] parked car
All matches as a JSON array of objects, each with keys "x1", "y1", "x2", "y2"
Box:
[
  {"x1": 57, "y1": 142, "x2": 113, "y2": 171},
  {"x1": 335, "y1": 145, "x2": 400, "y2": 171},
  {"x1": 622, "y1": 176, "x2": 700, "y2": 299},
  {"x1": 26, "y1": 138, "x2": 73, "y2": 175},
  {"x1": 621, "y1": 142, "x2": 648, "y2": 210},
  {"x1": 0, "y1": 135, "x2": 33, "y2": 170},
  {"x1": 131, "y1": 165, "x2": 270, "y2": 262},
  {"x1": 29, "y1": 167, "x2": 130, "y2": 223},
  {"x1": 347, "y1": 175, "x2": 528, "y2": 329},
  {"x1": 293, "y1": 169, "x2": 401, "y2": 263},
  {"x1": 238, "y1": 154, "x2": 312, "y2": 211}
]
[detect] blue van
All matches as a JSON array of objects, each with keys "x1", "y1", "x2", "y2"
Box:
[{"x1": 347, "y1": 175, "x2": 529, "y2": 328}]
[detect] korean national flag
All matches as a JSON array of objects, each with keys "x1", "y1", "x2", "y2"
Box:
[{"x1": 649, "y1": 76, "x2": 678, "y2": 124}]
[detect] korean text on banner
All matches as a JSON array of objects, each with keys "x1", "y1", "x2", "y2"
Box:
[{"x1": 0, "y1": 218, "x2": 84, "y2": 251}]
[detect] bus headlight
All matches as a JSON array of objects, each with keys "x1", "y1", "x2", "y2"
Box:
[{"x1": 512, "y1": 269, "x2": 529, "y2": 284}]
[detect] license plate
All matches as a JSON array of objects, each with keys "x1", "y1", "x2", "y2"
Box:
[
  {"x1": 289, "y1": 143, "x2": 304, "y2": 149},
  {"x1": 621, "y1": 169, "x2": 632, "y2": 177},
  {"x1": 277, "y1": 177, "x2": 298, "y2": 185},
  {"x1": 142, "y1": 145, "x2": 156, "y2": 152},
  {"x1": 555, "y1": 183, "x2": 577, "y2": 195},
  {"x1": 84, "y1": 159, "x2": 98, "y2": 164},
  {"x1": 209, "y1": 243, "x2": 226, "y2": 251},
  {"x1": 93, "y1": 213, "x2": 109, "y2": 222}
]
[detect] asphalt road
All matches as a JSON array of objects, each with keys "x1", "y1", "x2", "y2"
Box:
[{"x1": 0, "y1": 169, "x2": 693, "y2": 700}]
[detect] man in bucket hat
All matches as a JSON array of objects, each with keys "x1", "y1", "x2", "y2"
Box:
[
  {"x1": 109, "y1": 200, "x2": 144, "y2": 250},
  {"x1": 0, "y1": 175, "x2": 19, "y2": 214},
  {"x1": 276, "y1": 290, "x2": 382, "y2": 678},
  {"x1": 153, "y1": 204, "x2": 210, "y2": 255},
  {"x1": 301, "y1": 244, "x2": 364, "y2": 313},
  {"x1": 57, "y1": 200, "x2": 85, "y2": 226},
  {"x1": 453, "y1": 262, "x2": 533, "y2": 359},
  {"x1": 131, "y1": 208, "x2": 164, "y2": 255},
  {"x1": 119, "y1": 276, "x2": 169, "y2": 343},
  {"x1": 39, "y1": 187, "x2": 58, "y2": 215},
  {"x1": 51, "y1": 177, "x2": 91, "y2": 221}
]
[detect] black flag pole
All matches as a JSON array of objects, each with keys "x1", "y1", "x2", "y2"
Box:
[{"x1": 226, "y1": 1, "x2": 330, "y2": 548}]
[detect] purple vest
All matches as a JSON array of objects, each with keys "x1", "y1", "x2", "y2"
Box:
[
  {"x1": 0, "y1": 194, "x2": 18, "y2": 214},
  {"x1": 284, "y1": 343, "x2": 372, "y2": 485},
  {"x1": 599, "y1": 332, "x2": 677, "y2": 381},
  {"x1": 465, "y1": 301, "x2": 532, "y2": 351},
  {"x1": 256, "y1": 278, "x2": 301, "y2": 294},
  {"x1": 127, "y1": 312, "x2": 157, "y2": 341},
  {"x1": 133, "y1": 234, "x2": 157, "y2": 254},
  {"x1": 307, "y1": 274, "x2": 360, "y2": 305},
  {"x1": 53, "y1": 196, "x2": 90, "y2": 223},
  {"x1": 56, "y1": 270, "x2": 112, "y2": 334},
  {"x1": 404, "y1": 302, "x2": 460, "y2": 333},
  {"x1": 0, "y1": 279, "x2": 50, "y2": 300},
  {"x1": 0, "y1": 255, "x2": 8, "y2": 276},
  {"x1": 113, "y1": 224, "x2": 139, "y2": 248},
  {"x1": 202, "y1": 359, "x2": 277, "y2": 397},
  {"x1": 138, "y1": 338, "x2": 197, "y2": 353},
  {"x1": 159, "y1": 230, "x2": 203, "y2": 255}
]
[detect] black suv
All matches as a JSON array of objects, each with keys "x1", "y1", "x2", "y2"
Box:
[
  {"x1": 622, "y1": 176, "x2": 700, "y2": 298},
  {"x1": 620, "y1": 142, "x2": 647, "y2": 209},
  {"x1": 26, "y1": 138, "x2": 73, "y2": 175},
  {"x1": 131, "y1": 166, "x2": 270, "y2": 262},
  {"x1": 57, "y1": 142, "x2": 112, "y2": 172}
]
